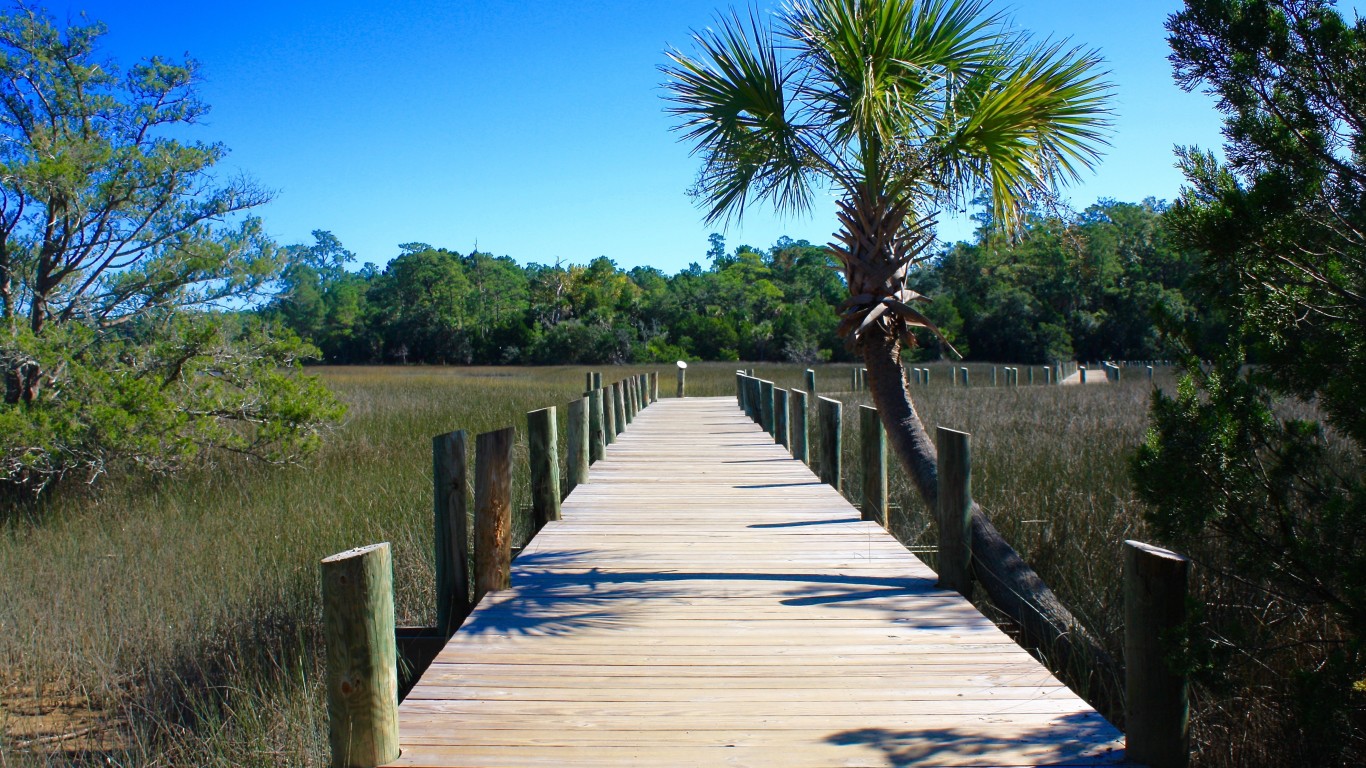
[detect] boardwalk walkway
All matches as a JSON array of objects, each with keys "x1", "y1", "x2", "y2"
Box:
[{"x1": 389, "y1": 397, "x2": 1125, "y2": 767}]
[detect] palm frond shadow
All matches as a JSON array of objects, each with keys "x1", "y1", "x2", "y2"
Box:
[{"x1": 826, "y1": 711, "x2": 1124, "y2": 766}]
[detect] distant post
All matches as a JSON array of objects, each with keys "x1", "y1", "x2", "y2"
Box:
[
  {"x1": 592, "y1": 371, "x2": 603, "y2": 390},
  {"x1": 817, "y1": 396, "x2": 842, "y2": 490},
  {"x1": 774, "y1": 388, "x2": 790, "y2": 448},
  {"x1": 805, "y1": 368, "x2": 816, "y2": 398},
  {"x1": 612, "y1": 381, "x2": 626, "y2": 436},
  {"x1": 1125, "y1": 540, "x2": 1192, "y2": 768},
  {"x1": 527, "y1": 407, "x2": 561, "y2": 530},
  {"x1": 588, "y1": 388, "x2": 605, "y2": 464},
  {"x1": 321, "y1": 542, "x2": 400, "y2": 768},
  {"x1": 585, "y1": 371, "x2": 594, "y2": 392},
  {"x1": 791, "y1": 389, "x2": 810, "y2": 464},
  {"x1": 676, "y1": 360, "x2": 687, "y2": 398},
  {"x1": 565, "y1": 396, "x2": 589, "y2": 496},
  {"x1": 474, "y1": 427, "x2": 513, "y2": 600},
  {"x1": 603, "y1": 384, "x2": 616, "y2": 445},
  {"x1": 760, "y1": 380, "x2": 775, "y2": 436},
  {"x1": 859, "y1": 405, "x2": 887, "y2": 526},
  {"x1": 432, "y1": 430, "x2": 469, "y2": 636},
  {"x1": 935, "y1": 427, "x2": 973, "y2": 598}
]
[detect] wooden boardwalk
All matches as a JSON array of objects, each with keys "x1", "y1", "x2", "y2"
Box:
[{"x1": 389, "y1": 397, "x2": 1125, "y2": 767}]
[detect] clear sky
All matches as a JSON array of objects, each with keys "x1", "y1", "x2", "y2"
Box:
[{"x1": 50, "y1": 0, "x2": 1229, "y2": 274}]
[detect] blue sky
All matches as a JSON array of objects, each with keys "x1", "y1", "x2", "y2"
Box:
[{"x1": 52, "y1": 0, "x2": 1228, "y2": 273}]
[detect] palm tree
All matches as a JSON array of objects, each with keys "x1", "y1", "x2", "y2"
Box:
[{"x1": 663, "y1": 0, "x2": 1118, "y2": 711}]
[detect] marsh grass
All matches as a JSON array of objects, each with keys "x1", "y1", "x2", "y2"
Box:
[{"x1": 0, "y1": 362, "x2": 1326, "y2": 765}]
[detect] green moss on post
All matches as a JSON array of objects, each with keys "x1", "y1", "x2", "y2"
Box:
[
  {"x1": 565, "y1": 396, "x2": 589, "y2": 495},
  {"x1": 774, "y1": 388, "x2": 790, "y2": 447},
  {"x1": 588, "y1": 388, "x2": 605, "y2": 464},
  {"x1": 321, "y1": 542, "x2": 400, "y2": 768},
  {"x1": 817, "y1": 396, "x2": 842, "y2": 490},
  {"x1": 527, "y1": 407, "x2": 560, "y2": 530},
  {"x1": 859, "y1": 405, "x2": 887, "y2": 526},
  {"x1": 791, "y1": 389, "x2": 809, "y2": 464}
]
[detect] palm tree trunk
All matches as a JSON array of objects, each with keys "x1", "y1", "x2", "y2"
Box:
[{"x1": 859, "y1": 332, "x2": 1123, "y2": 723}]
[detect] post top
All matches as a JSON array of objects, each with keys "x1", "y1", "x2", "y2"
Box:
[
  {"x1": 1124, "y1": 539, "x2": 1189, "y2": 563},
  {"x1": 321, "y1": 542, "x2": 389, "y2": 564}
]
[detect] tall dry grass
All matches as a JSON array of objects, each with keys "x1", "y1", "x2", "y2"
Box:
[{"x1": 1, "y1": 361, "x2": 1327, "y2": 765}]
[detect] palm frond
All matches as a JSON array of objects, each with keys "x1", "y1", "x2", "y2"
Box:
[{"x1": 661, "y1": 9, "x2": 816, "y2": 224}]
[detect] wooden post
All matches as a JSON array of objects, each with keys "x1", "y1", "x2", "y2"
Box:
[
  {"x1": 432, "y1": 430, "x2": 469, "y2": 636},
  {"x1": 585, "y1": 371, "x2": 594, "y2": 392},
  {"x1": 760, "y1": 380, "x2": 775, "y2": 436},
  {"x1": 1029, "y1": 367, "x2": 1034, "y2": 385},
  {"x1": 774, "y1": 388, "x2": 790, "y2": 448},
  {"x1": 622, "y1": 379, "x2": 634, "y2": 425},
  {"x1": 745, "y1": 376, "x2": 759, "y2": 422},
  {"x1": 588, "y1": 388, "x2": 605, "y2": 464},
  {"x1": 992, "y1": 367, "x2": 998, "y2": 387},
  {"x1": 651, "y1": 371, "x2": 658, "y2": 401},
  {"x1": 805, "y1": 368, "x2": 816, "y2": 398},
  {"x1": 791, "y1": 389, "x2": 810, "y2": 464},
  {"x1": 612, "y1": 381, "x2": 626, "y2": 435},
  {"x1": 859, "y1": 405, "x2": 887, "y2": 526},
  {"x1": 527, "y1": 407, "x2": 560, "y2": 530},
  {"x1": 1147, "y1": 365, "x2": 1154, "y2": 382},
  {"x1": 936, "y1": 427, "x2": 973, "y2": 597},
  {"x1": 923, "y1": 367, "x2": 930, "y2": 385},
  {"x1": 592, "y1": 371, "x2": 603, "y2": 390},
  {"x1": 1125, "y1": 541, "x2": 1192, "y2": 768},
  {"x1": 677, "y1": 363, "x2": 687, "y2": 398},
  {"x1": 603, "y1": 384, "x2": 616, "y2": 445},
  {"x1": 1080, "y1": 365, "x2": 1088, "y2": 384},
  {"x1": 639, "y1": 374, "x2": 649, "y2": 406},
  {"x1": 817, "y1": 396, "x2": 842, "y2": 490},
  {"x1": 737, "y1": 372, "x2": 747, "y2": 410},
  {"x1": 565, "y1": 396, "x2": 588, "y2": 496},
  {"x1": 474, "y1": 427, "x2": 513, "y2": 600},
  {"x1": 321, "y1": 543, "x2": 400, "y2": 768},
  {"x1": 960, "y1": 367, "x2": 970, "y2": 387}
]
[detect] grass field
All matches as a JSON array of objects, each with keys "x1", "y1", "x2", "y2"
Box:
[{"x1": 0, "y1": 362, "x2": 1228, "y2": 766}]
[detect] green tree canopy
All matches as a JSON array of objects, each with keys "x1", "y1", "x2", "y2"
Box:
[{"x1": 0, "y1": 6, "x2": 341, "y2": 492}]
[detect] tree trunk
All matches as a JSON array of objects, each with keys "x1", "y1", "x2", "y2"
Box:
[{"x1": 859, "y1": 331, "x2": 1123, "y2": 722}]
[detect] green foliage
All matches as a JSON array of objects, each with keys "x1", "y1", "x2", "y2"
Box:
[
  {"x1": 1132, "y1": 0, "x2": 1366, "y2": 758},
  {"x1": 0, "y1": 7, "x2": 343, "y2": 493}
]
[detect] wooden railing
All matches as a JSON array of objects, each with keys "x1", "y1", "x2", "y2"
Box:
[
  {"x1": 733, "y1": 369, "x2": 1193, "y2": 768},
  {"x1": 319, "y1": 369, "x2": 660, "y2": 768}
]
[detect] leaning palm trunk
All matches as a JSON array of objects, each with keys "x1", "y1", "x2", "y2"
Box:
[{"x1": 832, "y1": 199, "x2": 1123, "y2": 719}]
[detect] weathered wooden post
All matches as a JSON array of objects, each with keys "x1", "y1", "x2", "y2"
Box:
[
  {"x1": 651, "y1": 371, "x2": 659, "y2": 401},
  {"x1": 1028, "y1": 367, "x2": 1034, "y2": 385},
  {"x1": 760, "y1": 380, "x2": 776, "y2": 436},
  {"x1": 859, "y1": 405, "x2": 887, "y2": 526},
  {"x1": 622, "y1": 379, "x2": 635, "y2": 425},
  {"x1": 1147, "y1": 365, "x2": 1154, "y2": 383},
  {"x1": 737, "y1": 371, "x2": 747, "y2": 410},
  {"x1": 322, "y1": 543, "x2": 400, "y2": 768},
  {"x1": 527, "y1": 407, "x2": 561, "y2": 530},
  {"x1": 589, "y1": 388, "x2": 606, "y2": 462},
  {"x1": 774, "y1": 388, "x2": 790, "y2": 447},
  {"x1": 1125, "y1": 541, "x2": 1192, "y2": 768},
  {"x1": 923, "y1": 367, "x2": 930, "y2": 386},
  {"x1": 851, "y1": 367, "x2": 859, "y2": 391},
  {"x1": 603, "y1": 384, "x2": 617, "y2": 445},
  {"x1": 592, "y1": 371, "x2": 603, "y2": 390},
  {"x1": 585, "y1": 371, "x2": 594, "y2": 392},
  {"x1": 960, "y1": 367, "x2": 970, "y2": 387},
  {"x1": 935, "y1": 427, "x2": 973, "y2": 598},
  {"x1": 992, "y1": 367, "x2": 998, "y2": 387},
  {"x1": 676, "y1": 360, "x2": 687, "y2": 398},
  {"x1": 817, "y1": 396, "x2": 842, "y2": 490},
  {"x1": 791, "y1": 389, "x2": 810, "y2": 464},
  {"x1": 612, "y1": 381, "x2": 626, "y2": 436},
  {"x1": 565, "y1": 396, "x2": 588, "y2": 496},
  {"x1": 805, "y1": 368, "x2": 816, "y2": 398},
  {"x1": 1080, "y1": 365, "x2": 1088, "y2": 384},
  {"x1": 639, "y1": 374, "x2": 650, "y2": 406},
  {"x1": 474, "y1": 427, "x2": 513, "y2": 600},
  {"x1": 433, "y1": 430, "x2": 469, "y2": 636}
]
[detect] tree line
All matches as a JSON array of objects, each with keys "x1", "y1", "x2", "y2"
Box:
[{"x1": 267, "y1": 198, "x2": 1207, "y2": 368}]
